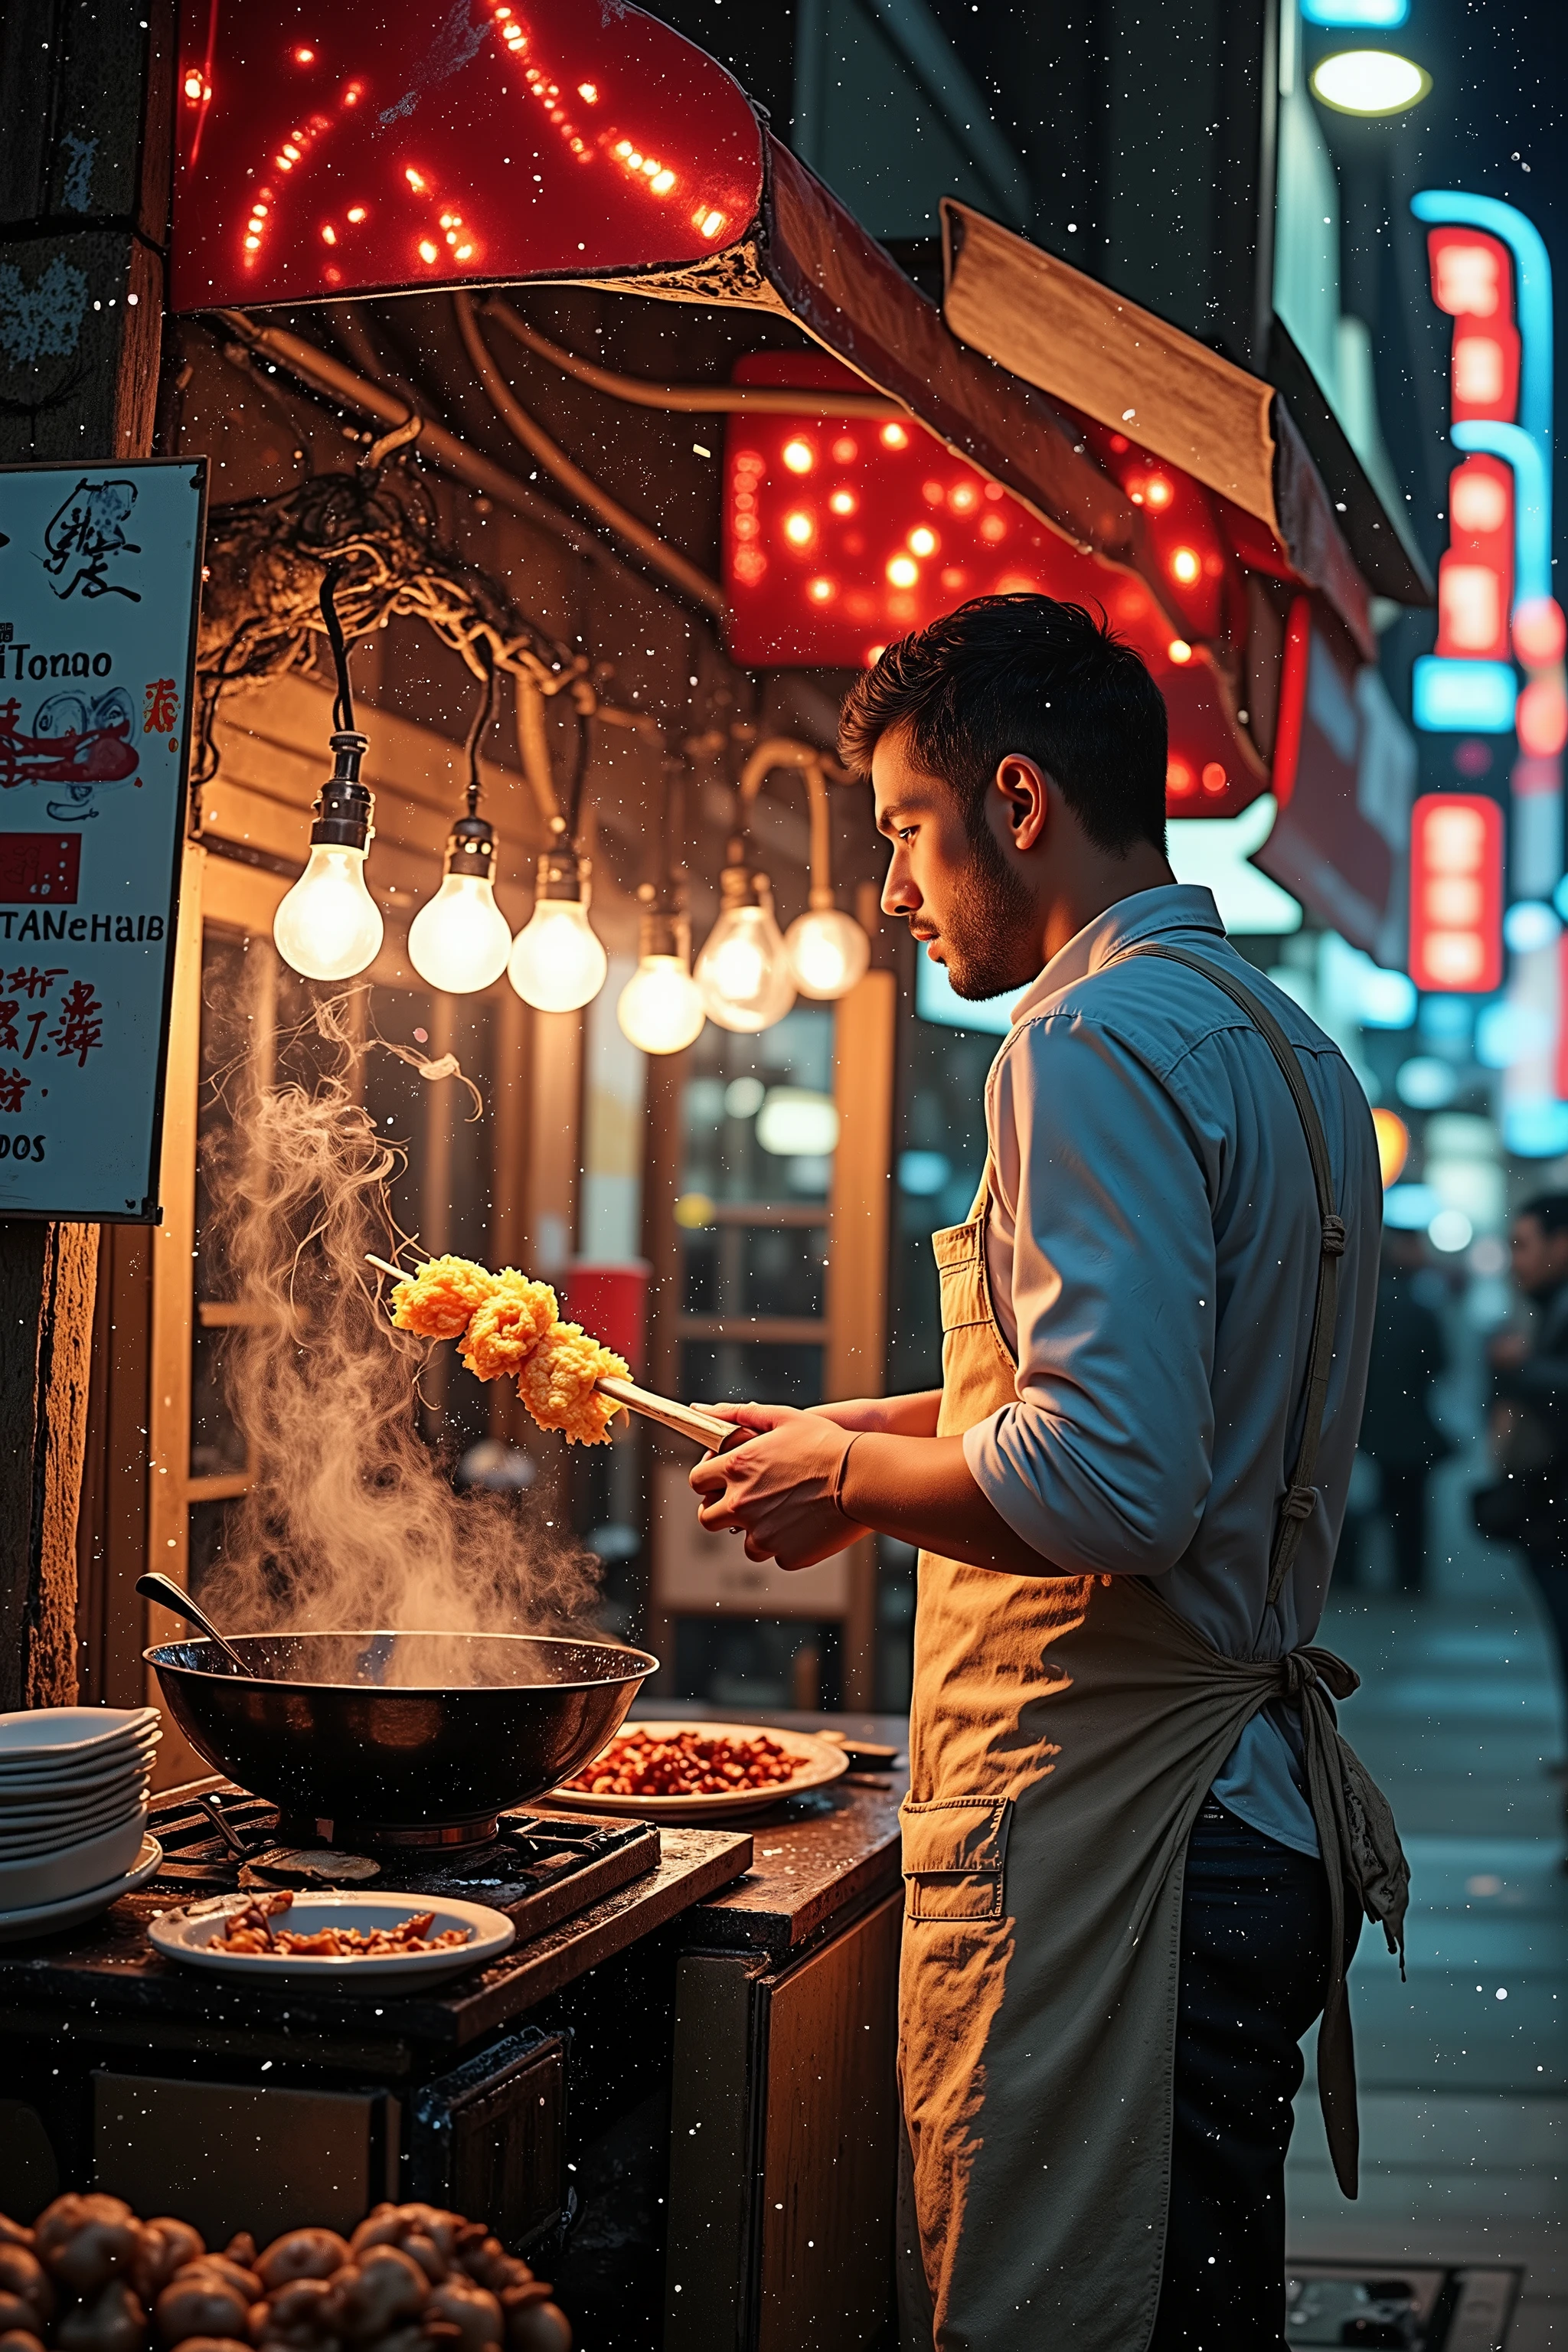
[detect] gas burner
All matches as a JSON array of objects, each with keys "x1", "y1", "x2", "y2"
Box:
[{"x1": 148, "y1": 1784, "x2": 660, "y2": 1942}]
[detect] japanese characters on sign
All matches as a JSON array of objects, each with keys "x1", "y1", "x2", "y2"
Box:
[{"x1": 0, "y1": 459, "x2": 206, "y2": 1220}]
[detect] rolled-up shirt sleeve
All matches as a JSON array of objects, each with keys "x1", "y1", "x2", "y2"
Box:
[{"x1": 962, "y1": 1013, "x2": 1217, "y2": 1574}]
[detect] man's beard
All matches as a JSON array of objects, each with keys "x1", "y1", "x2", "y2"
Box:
[{"x1": 939, "y1": 828, "x2": 1037, "y2": 999}]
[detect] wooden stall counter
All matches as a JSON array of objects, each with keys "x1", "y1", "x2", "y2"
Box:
[{"x1": 626, "y1": 1707, "x2": 910, "y2": 2352}]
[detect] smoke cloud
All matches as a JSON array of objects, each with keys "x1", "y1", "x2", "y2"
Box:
[{"x1": 196, "y1": 996, "x2": 603, "y2": 1678}]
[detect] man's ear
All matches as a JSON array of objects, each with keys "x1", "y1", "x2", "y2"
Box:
[{"x1": 994, "y1": 754, "x2": 1050, "y2": 854}]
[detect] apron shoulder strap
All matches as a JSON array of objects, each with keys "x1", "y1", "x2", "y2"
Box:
[{"x1": 1116, "y1": 942, "x2": 1346, "y2": 1609}]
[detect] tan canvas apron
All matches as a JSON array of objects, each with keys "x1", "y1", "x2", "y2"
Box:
[{"x1": 898, "y1": 946, "x2": 1408, "y2": 2352}]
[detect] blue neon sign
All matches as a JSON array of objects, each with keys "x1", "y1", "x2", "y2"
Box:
[
  {"x1": 1411, "y1": 656, "x2": 1518, "y2": 732},
  {"x1": 1302, "y1": 0, "x2": 1408, "y2": 18}
]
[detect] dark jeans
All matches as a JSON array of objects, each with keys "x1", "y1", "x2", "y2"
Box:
[{"x1": 1149, "y1": 1798, "x2": 1357, "y2": 2351}]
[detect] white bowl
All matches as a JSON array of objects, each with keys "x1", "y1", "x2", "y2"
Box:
[
  {"x1": 149, "y1": 1891, "x2": 515, "y2": 1993},
  {"x1": 0, "y1": 1810, "x2": 149, "y2": 1909},
  {"x1": 0, "y1": 1761, "x2": 151, "y2": 1824},
  {"x1": 0, "y1": 1788, "x2": 149, "y2": 1858},
  {"x1": 0, "y1": 1721, "x2": 161, "y2": 1769},
  {"x1": 0, "y1": 1748, "x2": 159, "y2": 1803},
  {"x1": 0, "y1": 1835, "x2": 162, "y2": 1945},
  {"x1": 0, "y1": 1707, "x2": 158, "y2": 1763},
  {"x1": 0, "y1": 1725, "x2": 160, "y2": 1780}
]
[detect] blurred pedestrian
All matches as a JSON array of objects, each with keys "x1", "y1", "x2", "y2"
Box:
[
  {"x1": 1477, "y1": 1193, "x2": 1568, "y2": 1733},
  {"x1": 1344, "y1": 1230, "x2": 1450, "y2": 1595}
]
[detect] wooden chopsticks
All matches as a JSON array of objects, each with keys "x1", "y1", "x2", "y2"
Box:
[{"x1": 364, "y1": 1256, "x2": 739, "y2": 1452}]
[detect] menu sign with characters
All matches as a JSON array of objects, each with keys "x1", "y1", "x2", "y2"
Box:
[{"x1": 0, "y1": 459, "x2": 206, "y2": 1221}]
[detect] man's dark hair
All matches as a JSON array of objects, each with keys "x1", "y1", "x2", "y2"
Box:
[
  {"x1": 838, "y1": 593, "x2": 1169, "y2": 857},
  {"x1": 1518, "y1": 1191, "x2": 1568, "y2": 1236}
]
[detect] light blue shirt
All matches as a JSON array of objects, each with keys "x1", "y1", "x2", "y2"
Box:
[{"x1": 962, "y1": 884, "x2": 1382, "y2": 1854}]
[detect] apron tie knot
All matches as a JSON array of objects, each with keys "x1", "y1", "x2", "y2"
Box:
[
  {"x1": 1321, "y1": 1214, "x2": 1347, "y2": 1254},
  {"x1": 1280, "y1": 1482, "x2": 1317, "y2": 1522}
]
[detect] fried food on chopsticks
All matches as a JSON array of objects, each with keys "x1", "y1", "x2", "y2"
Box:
[
  {"x1": 390, "y1": 1253, "x2": 500, "y2": 1338},
  {"x1": 459, "y1": 1277, "x2": 559, "y2": 1380},
  {"x1": 387, "y1": 1253, "x2": 628, "y2": 1445},
  {"x1": 516, "y1": 1322, "x2": 628, "y2": 1447}
]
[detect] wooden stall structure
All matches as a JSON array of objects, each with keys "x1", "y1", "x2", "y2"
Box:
[{"x1": 50, "y1": 0, "x2": 1420, "y2": 1746}]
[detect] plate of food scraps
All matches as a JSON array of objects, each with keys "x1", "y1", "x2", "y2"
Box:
[
  {"x1": 544, "y1": 1721, "x2": 850, "y2": 1821},
  {"x1": 147, "y1": 1888, "x2": 515, "y2": 1990}
]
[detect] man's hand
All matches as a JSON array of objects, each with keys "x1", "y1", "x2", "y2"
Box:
[{"x1": 689, "y1": 1415, "x2": 869, "y2": 1571}]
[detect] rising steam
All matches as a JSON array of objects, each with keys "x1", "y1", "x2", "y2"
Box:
[{"x1": 197, "y1": 995, "x2": 603, "y2": 1665}]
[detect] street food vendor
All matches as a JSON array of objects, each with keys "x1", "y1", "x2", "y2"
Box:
[{"x1": 690, "y1": 595, "x2": 1396, "y2": 2351}]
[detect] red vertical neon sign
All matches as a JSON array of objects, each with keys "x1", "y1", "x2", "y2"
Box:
[{"x1": 1409, "y1": 793, "x2": 1504, "y2": 993}]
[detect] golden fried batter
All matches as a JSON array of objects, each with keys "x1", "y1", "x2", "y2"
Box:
[
  {"x1": 390, "y1": 1253, "x2": 500, "y2": 1338},
  {"x1": 515, "y1": 1322, "x2": 629, "y2": 1446},
  {"x1": 459, "y1": 1276, "x2": 559, "y2": 1381}
]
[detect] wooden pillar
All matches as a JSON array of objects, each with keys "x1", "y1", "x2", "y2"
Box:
[
  {"x1": 0, "y1": 0, "x2": 175, "y2": 1706},
  {"x1": 826, "y1": 969, "x2": 897, "y2": 1710},
  {"x1": 639, "y1": 1044, "x2": 690, "y2": 1683},
  {"x1": 0, "y1": 1227, "x2": 100, "y2": 1709}
]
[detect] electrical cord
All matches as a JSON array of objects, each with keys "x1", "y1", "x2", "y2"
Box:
[
  {"x1": 451, "y1": 292, "x2": 726, "y2": 616},
  {"x1": 318, "y1": 560, "x2": 355, "y2": 733},
  {"x1": 481, "y1": 296, "x2": 904, "y2": 420},
  {"x1": 463, "y1": 635, "x2": 496, "y2": 818}
]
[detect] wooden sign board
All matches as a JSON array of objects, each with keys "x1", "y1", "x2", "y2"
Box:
[{"x1": 0, "y1": 459, "x2": 206, "y2": 1220}]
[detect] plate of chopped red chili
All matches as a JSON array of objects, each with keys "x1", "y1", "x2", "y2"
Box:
[
  {"x1": 148, "y1": 1888, "x2": 515, "y2": 1989},
  {"x1": 545, "y1": 1720, "x2": 849, "y2": 1819}
]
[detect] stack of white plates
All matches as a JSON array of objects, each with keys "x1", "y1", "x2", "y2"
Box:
[{"x1": 0, "y1": 1707, "x2": 162, "y2": 1920}]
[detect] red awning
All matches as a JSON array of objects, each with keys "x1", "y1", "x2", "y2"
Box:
[{"x1": 172, "y1": 0, "x2": 1396, "y2": 820}]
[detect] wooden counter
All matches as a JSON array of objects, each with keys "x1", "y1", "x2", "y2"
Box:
[{"x1": 626, "y1": 1707, "x2": 910, "y2": 2352}]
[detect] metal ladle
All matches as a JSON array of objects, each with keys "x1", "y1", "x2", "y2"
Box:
[{"x1": 136, "y1": 1571, "x2": 256, "y2": 1678}]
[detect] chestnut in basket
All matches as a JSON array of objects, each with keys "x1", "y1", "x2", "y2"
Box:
[
  {"x1": 0, "y1": 2251, "x2": 55, "y2": 2331},
  {"x1": 35, "y1": 2203, "x2": 142, "y2": 2302},
  {"x1": 249, "y1": 2275, "x2": 339, "y2": 2352},
  {"x1": 252, "y1": 2242, "x2": 347, "y2": 2301},
  {"x1": 421, "y1": 2282, "x2": 499, "y2": 2352},
  {"x1": 0, "y1": 2331, "x2": 45, "y2": 2352},
  {"x1": 131, "y1": 2230, "x2": 204, "y2": 2311},
  {"x1": 57, "y1": 2282, "x2": 146, "y2": 2352},
  {"x1": 332, "y1": 2249, "x2": 426, "y2": 2344}
]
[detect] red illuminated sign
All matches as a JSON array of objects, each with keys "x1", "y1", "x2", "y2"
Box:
[
  {"x1": 722, "y1": 354, "x2": 1253, "y2": 812},
  {"x1": 1408, "y1": 792, "x2": 1504, "y2": 993},
  {"x1": 171, "y1": 0, "x2": 763, "y2": 309},
  {"x1": 1436, "y1": 455, "x2": 1514, "y2": 662},
  {"x1": 1426, "y1": 227, "x2": 1520, "y2": 423}
]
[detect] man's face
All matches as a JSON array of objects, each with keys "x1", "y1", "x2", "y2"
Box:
[
  {"x1": 872, "y1": 725, "x2": 1040, "y2": 1000},
  {"x1": 1511, "y1": 1214, "x2": 1568, "y2": 1298}
]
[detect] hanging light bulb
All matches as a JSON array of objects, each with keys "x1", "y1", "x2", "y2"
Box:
[
  {"x1": 695, "y1": 861, "x2": 796, "y2": 1032},
  {"x1": 508, "y1": 846, "x2": 609, "y2": 1012},
  {"x1": 786, "y1": 900, "x2": 871, "y2": 1000},
  {"x1": 408, "y1": 818, "x2": 514, "y2": 993},
  {"x1": 618, "y1": 894, "x2": 705, "y2": 1054},
  {"x1": 408, "y1": 642, "x2": 514, "y2": 993},
  {"x1": 273, "y1": 560, "x2": 384, "y2": 982}
]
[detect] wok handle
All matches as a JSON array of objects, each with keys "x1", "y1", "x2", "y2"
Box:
[{"x1": 596, "y1": 1377, "x2": 746, "y2": 1453}]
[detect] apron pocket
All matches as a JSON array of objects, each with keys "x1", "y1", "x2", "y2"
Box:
[{"x1": 900, "y1": 1795, "x2": 1013, "y2": 1921}]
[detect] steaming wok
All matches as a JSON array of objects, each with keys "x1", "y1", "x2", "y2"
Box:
[{"x1": 145, "y1": 1631, "x2": 657, "y2": 1843}]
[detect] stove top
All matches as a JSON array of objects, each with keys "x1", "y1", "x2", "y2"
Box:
[{"x1": 148, "y1": 1785, "x2": 661, "y2": 1941}]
